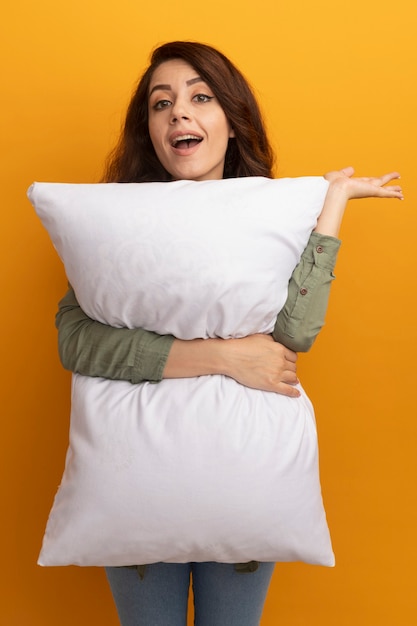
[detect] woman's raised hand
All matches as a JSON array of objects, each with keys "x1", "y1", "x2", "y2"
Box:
[
  {"x1": 315, "y1": 167, "x2": 403, "y2": 238},
  {"x1": 324, "y1": 167, "x2": 403, "y2": 201}
]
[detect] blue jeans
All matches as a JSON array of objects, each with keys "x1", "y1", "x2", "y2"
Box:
[{"x1": 106, "y1": 562, "x2": 275, "y2": 626}]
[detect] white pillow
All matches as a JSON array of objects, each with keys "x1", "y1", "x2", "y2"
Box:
[{"x1": 28, "y1": 176, "x2": 335, "y2": 567}]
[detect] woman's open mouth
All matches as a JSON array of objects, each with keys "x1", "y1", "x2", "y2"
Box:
[{"x1": 171, "y1": 134, "x2": 203, "y2": 150}]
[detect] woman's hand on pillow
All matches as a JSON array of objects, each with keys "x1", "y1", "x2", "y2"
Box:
[
  {"x1": 221, "y1": 334, "x2": 300, "y2": 397},
  {"x1": 164, "y1": 335, "x2": 300, "y2": 398}
]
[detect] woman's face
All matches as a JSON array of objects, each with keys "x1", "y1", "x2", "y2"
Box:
[{"x1": 148, "y1": 59, "x2": 234, "y2": 181}]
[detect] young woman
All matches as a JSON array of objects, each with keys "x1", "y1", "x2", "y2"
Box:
[{"x1": 55, "y1": 42, "x2": 402, "y2": 626}]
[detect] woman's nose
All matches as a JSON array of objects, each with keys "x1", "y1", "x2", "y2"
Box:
[{"x1": 170, "y1": 99, "x2": 191, "y2": 123}]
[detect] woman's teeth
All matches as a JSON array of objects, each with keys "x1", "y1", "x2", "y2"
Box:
[{"x1": 172, "y1": 135, "x2": 202, "y2": 148}]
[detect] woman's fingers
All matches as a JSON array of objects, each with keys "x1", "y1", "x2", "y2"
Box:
[
  {"x1": 283, "y1": 347, "x2": 298, "y2": 364},
  {"x1": 274, "y1": 382, "x2": 301, "y2": 398},
  {"x1": 325, "y1": 168, "x2": 404, "y2": 200},
  {"x1": 379, "y1": 171, "x2": 401, "y2": 185},
  {"x1": 339, "y1": 166, "x2": 355, "y2": 177}
]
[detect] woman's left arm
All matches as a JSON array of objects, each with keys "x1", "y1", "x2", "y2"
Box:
[
  {"x1": 273, "y1": 168, "x2": 403, "y2": 351},
  {"x1": 273, "y1": 232, "x2": 340, "y2": 352}
]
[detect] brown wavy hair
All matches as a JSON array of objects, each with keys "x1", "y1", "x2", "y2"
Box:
[{"x1": 103, "y1": 41, "x2": 275, "y2": 182}]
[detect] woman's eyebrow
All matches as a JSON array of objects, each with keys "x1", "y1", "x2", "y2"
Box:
[
  {"x1": 186, "y1": 77, "x2": 203, "y2": 86},
  {"x1": 149, "y1": 77, "x2": 203, "y2": 97},
  {"x1": 149, "y1": 84, "x2": 170, "y2": 96}
]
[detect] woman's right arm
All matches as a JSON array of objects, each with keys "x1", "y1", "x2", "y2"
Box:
[
  {"x1": 56, "y1": 287, "x2": 300, "y2": 396},
  {"x1": 56, "y1": 286, "x2": 174, "y2": 384}
]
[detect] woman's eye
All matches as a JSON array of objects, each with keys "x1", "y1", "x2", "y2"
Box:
[
  {"x1": 153, "y1": 99, "x2": 171, "y2": 110},
  {"x1": 193, "y1": 94, "x2": 214, "y2": 103}
]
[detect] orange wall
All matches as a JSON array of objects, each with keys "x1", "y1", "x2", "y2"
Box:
[{"x1": 2, "y1": 1, "x2": 417, "y2": 624}]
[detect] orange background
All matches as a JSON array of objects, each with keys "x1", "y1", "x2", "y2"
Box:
[{"x1": 2, "y1": 1, "x2": 416, "y2": 624}]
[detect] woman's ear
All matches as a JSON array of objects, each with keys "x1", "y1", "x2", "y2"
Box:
[{"x1": 229, "y1": 125, "x2": 235, "y2": 138}]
